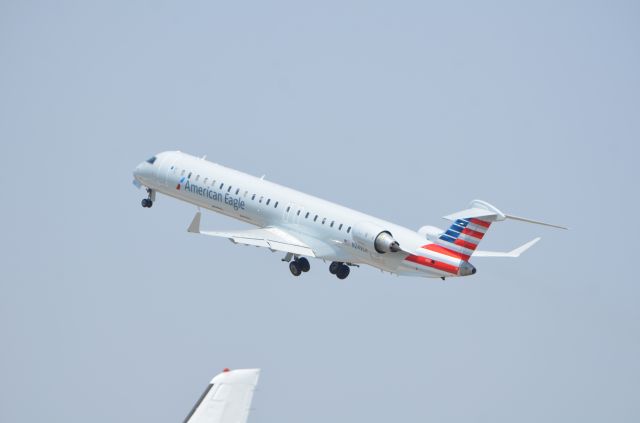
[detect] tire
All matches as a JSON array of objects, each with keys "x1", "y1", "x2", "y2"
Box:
[
  {"x1": 141, "y1": 198, "x2": 149, "y2": 208},
  {"x1": 329, "y1": 261, "x2": 341, "y2": 275},
  {"x1": 336, "y1": 265, "x2": 350, "y2": 280},
  {"x1": 298, "y1": 257, "x2": 310, "y2": 272},
  {"x1": 289, "y1": 261, "x2": 302, "y2": 277}
]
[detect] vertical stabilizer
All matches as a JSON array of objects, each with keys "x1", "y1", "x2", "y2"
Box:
[{"x1": 183, "y1": 368, "x2": 260, "y2": 423}]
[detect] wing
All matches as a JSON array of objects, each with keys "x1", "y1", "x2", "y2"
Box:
[{"x1": 187, "y1": 211, "x2": 316, "y2": 257}]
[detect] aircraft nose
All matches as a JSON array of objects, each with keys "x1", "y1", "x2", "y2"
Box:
[
  {"x1": 133, "y1": 161, "x2": 153, "y2": 183},
  {"x1": 133, "y1": 162, "x2": 144, "y2": 179}
]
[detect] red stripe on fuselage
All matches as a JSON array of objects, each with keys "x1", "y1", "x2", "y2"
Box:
[
  {"x1": 405, "y1": 255, "x2": 459, "y2": 274},
  {"x1": 461, "y1": 228, "x2": 484, "y2": 239},
  {"x1": 469, "y1": 218, "x2": 491, "y2": 228},
  {"x1": 421, "y1": 244, "x2": 470, "y2": 261}
]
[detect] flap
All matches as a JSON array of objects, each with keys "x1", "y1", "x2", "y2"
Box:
[{"x1": 188, "y1": 212, "x2": 316, "y2": 257}]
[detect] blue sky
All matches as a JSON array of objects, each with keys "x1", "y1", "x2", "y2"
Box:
[{"x1": 1, "y1": 1, "x2": 639, "y2": 422}]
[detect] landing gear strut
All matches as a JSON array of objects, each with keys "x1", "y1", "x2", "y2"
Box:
[
  {"x1": 329, "y1": 262, "x2": 351, "y2": 279},
  {"x1": 288, "y1": 256, "x2": 311, "y2": 276},
  {"x1": 141, "y1": 188, "x2": 154, "y2": 208}
]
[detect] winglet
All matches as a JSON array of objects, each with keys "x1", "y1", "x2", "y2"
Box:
[
  {"x1": 188, "y1": 212, "x2": 202, "y2": 234},
  {"x1": 473, "y1": 237, "x2": 541, "y2": 258}
]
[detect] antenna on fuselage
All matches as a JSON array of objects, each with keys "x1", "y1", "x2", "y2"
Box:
[{"x1": 260, "y1": 175, "x2": 265, "y2": 180}]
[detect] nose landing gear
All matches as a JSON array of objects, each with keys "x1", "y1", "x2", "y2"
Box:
[{"x1": 141, "y1": 188, "x2": 155, "y2": 208}]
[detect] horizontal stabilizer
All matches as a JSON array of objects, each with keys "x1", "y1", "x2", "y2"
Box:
[
  {"x1": 444, "y1": 207, "x2": 502, "y2": 222},
  {"x1": 473, "y1": 237, "x2": 541, "y2": 258},
  {"x1": 188, "y1": 212, "x2": 316, "y2": 257},
  {"x1": 444, "y1": 200, "x2": 567, "y2": 230},
  {"x1": 505, "y1": 214, "x2": 568, "y2": 230},
  {"x1": 443, "y1": 199, "x2": 506, "y2": 223}
]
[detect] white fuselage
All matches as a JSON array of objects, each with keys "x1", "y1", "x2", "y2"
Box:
[{"x1": 134, "y1": 151, "x2": 467, "y2": 278}]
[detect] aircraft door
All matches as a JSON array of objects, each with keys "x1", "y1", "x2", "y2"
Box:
[
  {"x1": 294, "y1": 206, "x2": 305, "y2": 225},
  {"x1": 283, "y1": 202, "x2": 296, "y2": 224},
  {"x1": 163, "y1": 157, "x2": 178, "y2": 187}
]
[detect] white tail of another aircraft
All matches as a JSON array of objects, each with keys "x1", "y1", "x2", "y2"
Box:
[{"x1": 183, "y1": 368, "x2": 260, "y2": 423}]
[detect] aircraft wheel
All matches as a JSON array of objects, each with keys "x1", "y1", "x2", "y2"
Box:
[
  {"x1": 336, "y1": 265, "x2": 350, "y2": 280},
  {"x1": 141, "y1": 198, "x2": 153, "y2": 208},
  {"x1": 298, "y1": 257, "x2": 310, "y2": 272},
  {"x1": 329, "y1": 261, "x2": 341, "y2": 275},
  {"x1": 289, "y1": 261, "x2": 302, "y2": 277}
]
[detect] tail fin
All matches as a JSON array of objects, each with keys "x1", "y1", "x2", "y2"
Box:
[
  {"x1": 184, "y1": 368, "x2": 260, "y2": 423},
  {"x1": 436, "y1": 200, "x2": 566, "y2": 260},
  {"x1": 437, "y1": 215, "x2": 494, "y2": 260}
]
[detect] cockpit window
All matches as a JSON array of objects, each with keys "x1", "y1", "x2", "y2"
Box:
[{"x1": 146, "y1": 156, "x2": 157, "y2": 164}]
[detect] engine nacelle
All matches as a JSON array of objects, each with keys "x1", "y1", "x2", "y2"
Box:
[
  {"x1": 418, "y1": 225, "x2": 444, "y2": 242},
  {"x1": 352, "y1": 221, "x2": 401, "y2": 254}
]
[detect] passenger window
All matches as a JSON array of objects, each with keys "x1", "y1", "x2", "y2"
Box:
[
  {"x1": 322, "y1": 218, "x2": 326, "y2": 225},
  {"x1": 188, "y1": 172, "x2": 192, "y2": 179},
  {"x1": 266, "y1": 199, "x2": 271, "y2": 205},
  {"x1": 196, "y1": 175, "x2": 200, "y2": 181},
  {"x1": 330, "y1": 221, "x2": 334, "y2": 228},
  {"x1": 235, "y1": 188, "x2": 240, "y2": 195},
  {"x1": 220, "y1": 183, "x2": 224, "y2": 189},
  {"x1": 339, "y1": 223, "x2": 343, "y2": 230},
  {"x1": 252, "y1": 194, "x2": 256, "y2": 200},
  {"x1": 286, "y1": 206, "x2": 291, "y2": 212},
  {"x1": 274, "y1": 201, "x2": 278, "y2": 208},
  {"x1": 212, "y1": 179, "x2": 216, "y2": 186},
  {"x1": 259, "y1": 196, "x2": 263, "y2": 203},
  {"x1": 244, "y1": 191, "x2": 248, "y2": 197},
  {"x1": 314, "y1": 215, "x2": 318, "y2": 222},
  {"x1": 181, "y1": 169, "x2": 186, "y2": 176},
  {"x1": 297, "y1": 210, "x2": 301, "y2": 216},
  {"x1": 204, "y1": 177, "x2": 208, "y2": 184},
  {"x1": 305, "y1": 212, "x2": 309, "y2": 218},
  {"x1": 347, "y1": 226, "x2": 351, "y2": 233},
  {"x1": 227, "y1": 186, "x2": 232, "y2": 192}
]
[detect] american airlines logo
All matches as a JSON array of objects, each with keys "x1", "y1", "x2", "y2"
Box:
[{"x1": 178, "y1": 179, "x2": 246, "y2": 211}]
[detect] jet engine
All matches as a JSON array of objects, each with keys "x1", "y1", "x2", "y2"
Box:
[{"x1": 352, "y1": 221, "x2": 401, "y2": 254}]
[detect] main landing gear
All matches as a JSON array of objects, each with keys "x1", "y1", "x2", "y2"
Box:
[
  {"x1": 283, "y1": 255, "x2": 351, "y2": 280},
  {"x1": 141, "y1": 188, "x2": 154, "y2": 208},
  {"x1": 329, "y1": 261, "x2": 350, "y2": 280},
  {"x1": 288, "y1": 257, "x2": 311, "y2": 277}
]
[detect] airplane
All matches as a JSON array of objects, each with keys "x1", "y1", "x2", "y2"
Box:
[
  {"x1": 182, "y1": 368, "x2": 260, "y2": 423},
  {"x1": 133, "y1": 151, "x2": 566, "y2": 280}
]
